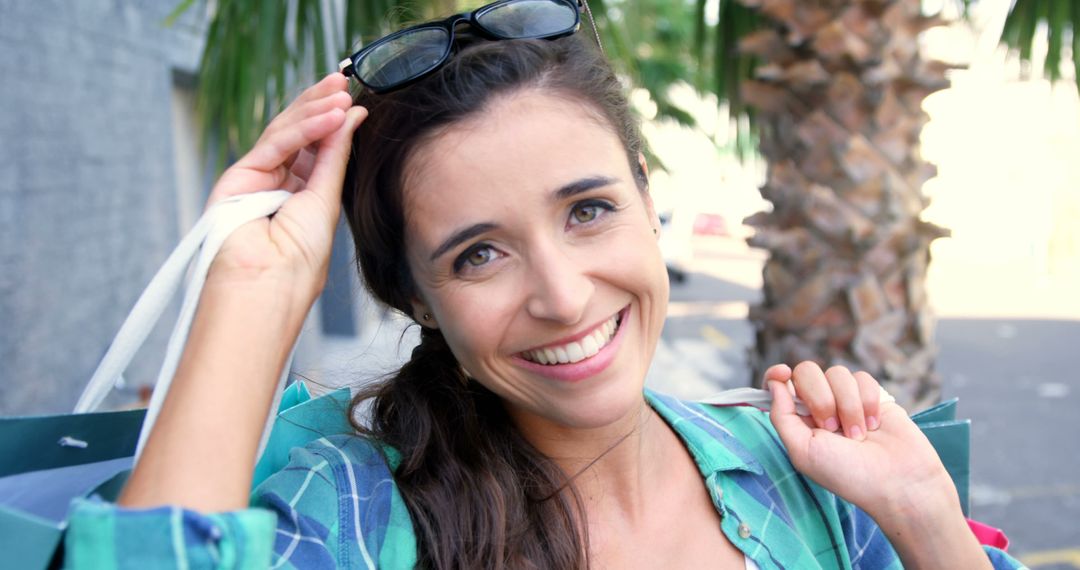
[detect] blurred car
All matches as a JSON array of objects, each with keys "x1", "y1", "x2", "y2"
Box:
[
  {"x1": 693, "y1": 213, "x2": 730, "y2": 237},
  {"x1": 658, "y1": 212, "x2": 689, "y2": 284}
]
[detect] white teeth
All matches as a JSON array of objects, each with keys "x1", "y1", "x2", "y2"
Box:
[
  {"x1": 581, "y1": 335, "x2": 599, "y2": 357},
  {"x1": 566, "y1": 342, "x2": 585, "y2": 362},
  {"x1": 522, "y1": 313, "x2": 622, "y2": 365}
]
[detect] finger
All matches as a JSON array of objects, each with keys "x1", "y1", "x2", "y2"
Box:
[
  {"x1": 767, "y1": 380, "x2": 811, "y2": 461},
  {"x1": 763, "y1": 364, "x2": 814, "y2": 428},
  {"x1": 238, "y1": 109, "x2": 347, "y2": 173},
  {"x1": 288, "y1": 73, "x2": 349, "y2": 112},
  {"x1": 854, "y1": 371, "x2": 882, "y2": 431},
  {"x1": 824, "y1": 366, "x2": 866, "y2": 441},
  {"x1": 285, "y1": 146, "x2": 318, "y2": 180},
  {"x1": 305, "y1": 106, "x2": 368, "y2": 207},
  {"x1": 281, "y1": 171, "x2": 307, "y2": 194},
  {"x1": 268, "y1": 91, "x2": 353, "y2": 141},
  {"x1": 763, "y1": 363, "x2": 792, "y2": 384},
  {"x1": 791, "y1": 361, "x2": 838, "y2": 432}
]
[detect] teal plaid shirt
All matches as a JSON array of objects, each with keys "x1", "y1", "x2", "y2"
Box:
[{"x1": 66, "y1": 391, "x2": 1023, "y2": 569}]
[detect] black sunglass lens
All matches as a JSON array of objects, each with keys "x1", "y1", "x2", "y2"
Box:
[
  {"x1": 357, "y1": 27, "x2": 450, "y2": 90},
  {"x1": 477, "y1": 0, "x2": 577, "y2": 39}
]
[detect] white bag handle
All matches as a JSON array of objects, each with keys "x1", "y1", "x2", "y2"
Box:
[
  {"x1": 74, "y1": 190, "x2": 296, "y2": 463},
  {"x1": 699, "y1": 385, "x2": 895, "y2": 417}
]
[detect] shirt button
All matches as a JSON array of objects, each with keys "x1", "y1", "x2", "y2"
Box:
[{"x1": 738, "y1": 522, "x2": 752, "y2": 539}]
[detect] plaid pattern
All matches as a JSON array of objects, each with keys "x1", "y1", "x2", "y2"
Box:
[{"x1": 66, "y1": 391, "x2": 1023, "y2": 569}]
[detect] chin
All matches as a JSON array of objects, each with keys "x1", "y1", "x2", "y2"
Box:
[{"x1": 549, "y1": 367, "x2": 651, "y2": 430}]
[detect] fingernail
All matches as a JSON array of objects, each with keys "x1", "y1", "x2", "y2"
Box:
[
  {"x1": 867, "y1": 415, "x2": 880, "y2": 431},
  {"x1": 849, "y1": 425, "x2": 865, "y2": 441},
  {"x1": 824, "y1": 416, "x2": 839, "y2": 432}
]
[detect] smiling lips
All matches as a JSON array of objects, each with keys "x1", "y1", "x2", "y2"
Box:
[{"x1": 520, "y1": 313, "x2": 622, "y2": 365}]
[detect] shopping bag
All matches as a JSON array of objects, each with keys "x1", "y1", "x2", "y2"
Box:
[
  {"x1": 0, "y1": 191, "x2": 318, "y2": 570},
  {"x1": 0, "y1": 409, "x2": 144, "y2": 569},
  {"x1": 910, "y1": 398, "x2": 971, "y2": 516}
]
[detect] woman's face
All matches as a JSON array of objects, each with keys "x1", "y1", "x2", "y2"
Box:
[{"x1": 402, "y1": 90, "x2": 669, "y2": 433}]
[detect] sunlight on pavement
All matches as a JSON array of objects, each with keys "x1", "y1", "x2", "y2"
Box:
[
  {"x1": 1019, "y1": 548, "x2": 1080, "y2": 569},
  {"x1": 700, "y1": 324, "x2": 732, "y2": 349}
]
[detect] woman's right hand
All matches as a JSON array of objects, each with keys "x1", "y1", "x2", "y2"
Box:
[
  {"x1": 117, "y1": 76, "x2": 367, "y2": 512},
  {"x1": 204, "y1": 73, "x2": 367, "y2": 298}
]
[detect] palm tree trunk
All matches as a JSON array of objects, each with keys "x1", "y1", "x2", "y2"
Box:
[{"x1": 737, "y1": 0, "x2": 952, "y2": 410}]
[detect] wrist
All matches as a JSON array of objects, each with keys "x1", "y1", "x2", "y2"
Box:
[
  {"x1": 871, "y1": 479, "x2": 991, "y2": 570},
  {"x1": 872, "y1": 471, "x2": 960, "y2": 531},
  {"x1": 206, "y1": 258, "x2": 325, "y2": 308}
]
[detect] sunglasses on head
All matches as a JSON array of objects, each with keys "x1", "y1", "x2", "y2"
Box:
[{"x1": 338, "y1": 0, "x2": 601, "y2": 94}]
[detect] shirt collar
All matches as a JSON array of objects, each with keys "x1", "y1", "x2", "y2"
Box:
[{"x1": 645, "y1": 389, "x2": 764, "y2": 477}]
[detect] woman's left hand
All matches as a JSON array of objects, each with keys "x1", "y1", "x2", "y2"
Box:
[{"x1": 764, "y1": 362, "x2": 958, "y2": 523}]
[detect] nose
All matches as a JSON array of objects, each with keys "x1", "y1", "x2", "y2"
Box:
[{"x1": 524, "y1": 240, "x2": 594, "y2": 325}]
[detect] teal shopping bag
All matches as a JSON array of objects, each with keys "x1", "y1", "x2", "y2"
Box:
[
  {"x1": 0, "y1": 408, "x2": 145, "y2": 569},
  {"x1": 910, "y1": 398, "x2": 971, "y2": 516},
  {"x1": 0, "y1": 381, "x2": 356, "y2": 570}
]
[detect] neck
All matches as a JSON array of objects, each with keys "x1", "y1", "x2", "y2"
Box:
[{"x1": 511, "y1": 396, "x2": 680, "y2": 524}]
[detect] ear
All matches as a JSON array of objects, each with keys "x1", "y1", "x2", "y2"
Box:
[
  {"x1": 637, "y1": 152, "x2": 660, "y2": 235},
  {"x1": 410, "y1": 298, "x2": 438, "y2": 329},
  {"x1": 637, "y1": 152, "x2": 651, "y2": 186}
]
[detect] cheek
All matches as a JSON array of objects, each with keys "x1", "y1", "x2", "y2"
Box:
[
  {"x1": 606, "y1": 227, "x2": 668, "y2": 290},
  {"x1": 435, "y1": 290, "x2": 515, "y2": 367}
]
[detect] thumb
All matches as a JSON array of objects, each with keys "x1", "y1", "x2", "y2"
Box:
[{"x1": 307, "y1": 106, "x2": 369, "y2": 213}]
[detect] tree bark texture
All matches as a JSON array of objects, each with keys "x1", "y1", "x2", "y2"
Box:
[{"x1": 737, "y1": 0, "x2": 953, "y2": 410}]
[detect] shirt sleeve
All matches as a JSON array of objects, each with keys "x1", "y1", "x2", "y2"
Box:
[
  {"x1": 64, "y1": 498, "x2": 277, "y2": 569},
  {"x1": 249, "y1": 437, "x2": 346, "y2": 568},
  {"x1": 834, "y1": 498, "x2": 1025, "y2": 570},
  {"x1": 64, "y1": 435, "x2": 416, "y2": 569}
]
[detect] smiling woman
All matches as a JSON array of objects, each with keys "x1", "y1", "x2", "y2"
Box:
[{"x1": 63, "y1": 2, "x2": 1023, "y2": 569}]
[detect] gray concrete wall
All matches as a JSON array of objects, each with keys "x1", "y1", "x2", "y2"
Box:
[{"x1": 0, "y1": 0, "x2": 208, "y2": 414}]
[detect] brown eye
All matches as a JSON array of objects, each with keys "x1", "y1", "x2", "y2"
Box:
[
  {"x1": 572, "y1": 205, "x2": 599, "y2": 224},
  {"x1": 467, "y1": 247, "x2": 494, "y2": 266}
]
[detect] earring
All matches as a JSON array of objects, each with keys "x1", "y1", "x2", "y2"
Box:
[
  {"x1": 422, "y1": 313, "x2": 431, "y2": 321},
  {"x1": 652, "y1": 228, "x2": 658, "y2": 235}
]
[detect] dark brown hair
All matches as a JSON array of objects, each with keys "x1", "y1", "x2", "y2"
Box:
[{"x1": 342, "y1": 32, "x2": 645, "y2": 569}]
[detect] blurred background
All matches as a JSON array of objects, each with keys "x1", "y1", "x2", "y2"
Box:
[{"x1": 2, "y1": 0, "x2": 1077, "y2": 565}]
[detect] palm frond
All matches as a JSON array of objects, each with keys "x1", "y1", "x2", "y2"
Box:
[
  {"x1": 168, "y1": 0, "x2": 426, "y2": 174},
  {"x1": 1001, "y1": 0, "x2": 1080, "y2": 87}
]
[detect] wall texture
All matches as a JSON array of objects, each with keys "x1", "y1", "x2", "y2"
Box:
[{"x1": 0, "y1": 0, "x2": 207, "y2": 414}]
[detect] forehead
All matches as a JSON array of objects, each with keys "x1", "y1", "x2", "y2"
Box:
[{"x1": 402, "y1": 90, "x2": 629, "y2": 245}]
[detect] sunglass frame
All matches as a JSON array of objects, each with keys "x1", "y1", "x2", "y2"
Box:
[{"x1": 339, "y1": 0, "x2": 581, "y2": 94}]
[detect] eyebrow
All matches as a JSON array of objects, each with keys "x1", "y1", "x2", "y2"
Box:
[
  {"x1": 428, "y1": 175, "x2": 619, "y2": 262},
  {"x1": 430, "y1": 222, "x2": 498, "y2": 262},
  {"x1": 554, "y1": 175, "x2": 618, "y2": 200}
]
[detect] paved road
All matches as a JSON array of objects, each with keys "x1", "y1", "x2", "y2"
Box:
[{"x1": 648, "y1": 272, "x2": 1080, "y2": 568}]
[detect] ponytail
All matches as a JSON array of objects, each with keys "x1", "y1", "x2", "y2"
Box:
[{"x1": 350, "y1": 327, "x2": 587, "y2": 569}]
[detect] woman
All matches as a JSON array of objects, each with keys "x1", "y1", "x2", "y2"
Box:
[{"x1": 67, "y1": 1, "x2": 1020, "y2": 568}]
